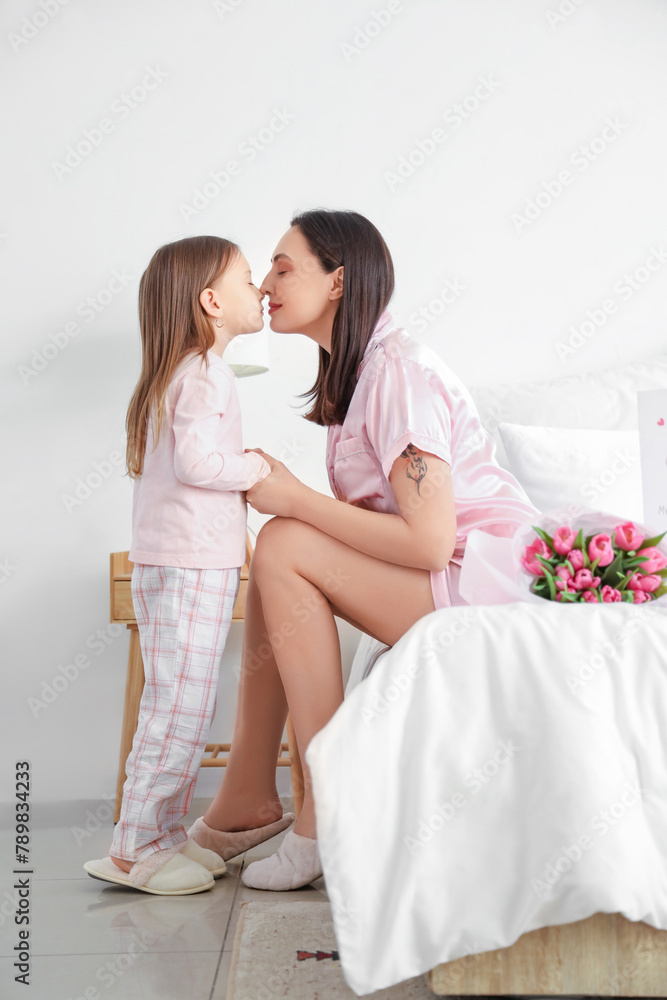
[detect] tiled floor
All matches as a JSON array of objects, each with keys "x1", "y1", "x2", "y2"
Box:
[
  {"x1": 0, "y1": 803, "x2": 582, "y2": 1000},
  {"x1": 0, "y1": 797, "x2": 330, "y2": 1000}
]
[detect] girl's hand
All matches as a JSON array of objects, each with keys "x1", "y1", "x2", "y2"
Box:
[{"x1": 244, "y1": 448, "x2": 306, "y2": 517}]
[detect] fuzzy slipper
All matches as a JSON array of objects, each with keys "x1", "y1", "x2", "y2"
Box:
[
  {"x1": 241, "y1": 830, "x2": 323, "y2": 891},
  {"x1": 187, "y1": 812, "x2": 295, "y2": 861},
  {"x1": 83, "y1": 848, "x2": 214, "y2": 895},
  {"x1": 179, "y1": 838, "x2": 226, "y2": 877}
]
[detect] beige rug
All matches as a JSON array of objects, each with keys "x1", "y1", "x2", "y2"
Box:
[{"x1": 226, "y1": 900, "x2": 435, "y2": 999}]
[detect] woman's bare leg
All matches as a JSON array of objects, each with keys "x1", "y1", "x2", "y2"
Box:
[
  {"x1": 247, "y1": 515, "x2": 437, "y2": 839},
  {"x1": 203, "y1": 557, "x2": 289, "y2": 832}
]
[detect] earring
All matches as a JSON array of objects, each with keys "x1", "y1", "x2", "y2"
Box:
[{"x1": 215, "y1": 318, "x2": 224, "y2": 328}]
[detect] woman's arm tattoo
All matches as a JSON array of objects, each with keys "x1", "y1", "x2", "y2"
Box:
[{"x1": 400, "y1": 444, "x2": 427, "y2": 495}]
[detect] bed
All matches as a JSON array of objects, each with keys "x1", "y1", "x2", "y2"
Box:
[{"x1": 305, "y1": 351, "x2": 667, "y2": 997}]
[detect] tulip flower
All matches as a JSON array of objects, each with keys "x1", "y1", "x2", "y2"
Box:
[
  {"x1": 554, "y1": 565, "x2": 573, "y2": 591},
  {"x1": 588, "y1": 534, "x2": 614, "y2": 567},
  {"x1": 572, "y1": 569, "x2": 601, "y2": 590},
  {"x1": 614, "y1": 522, "x2": 645, "y2": 552},
  {"x1": 582, "y1": 589, "x2": 600, "y2": 602},
  {"x1": 521, "y1": 539, "x2": 553, "y2": 576},
  {"x1": 553, "y1": 526, "x2": 576, "y2": 556},
  {"x1": 627, "y1": 572, "x2": 661, "y2": 593},
  {"x1": 635, "y1": 546, "x2": 667, "y2": 575},
  {"x1": 565, "y1": 549, "x2": 585, "y2": 571}
]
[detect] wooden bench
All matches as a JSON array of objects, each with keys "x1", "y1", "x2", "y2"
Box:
[{"x1": 110, "y1": 542, "x2": 304, "y2": 823}]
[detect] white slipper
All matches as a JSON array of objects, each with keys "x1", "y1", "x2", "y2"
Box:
[
  {"x1": 241, "y1": 830, "x2": 323, "y2": 891},
  {"x1": 179, "y1": 838, "x2": 226, "y2": 877},
  {"x1": 83, "y1": 850, "x2": 214, "y2": 895}
]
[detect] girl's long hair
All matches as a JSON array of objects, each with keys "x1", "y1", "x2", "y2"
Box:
[
  {"x1": 125, "y1": 235, "x2": 239, "y2": 478},
  {"x1": 293, "y1": 209, "x2": 395, "y2": 426}
]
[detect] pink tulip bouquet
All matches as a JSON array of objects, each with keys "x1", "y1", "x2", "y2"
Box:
[{"x1": 520, "y1": 518, "x2": 667, "y2": 603}]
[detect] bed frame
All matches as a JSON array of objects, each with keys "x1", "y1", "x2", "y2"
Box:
[{"x1": 425, "y1": 910, "x2": 667, "y2": 996}]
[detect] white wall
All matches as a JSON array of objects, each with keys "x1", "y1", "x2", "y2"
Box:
[{"x1": 2, "y1": 0, "x2": 666, "y2": 803}]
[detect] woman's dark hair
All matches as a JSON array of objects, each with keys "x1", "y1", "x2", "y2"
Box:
[{"x1": 292, "y1": 209, "x2": 394, "y2": 426}]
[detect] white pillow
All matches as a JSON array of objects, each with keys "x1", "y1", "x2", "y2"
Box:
[
  {"x1": 468, "y1": 353, "x2": 667, "y2": 472},
  {"x1": 497, "y1": 423, "x2": 644, "y2": 522}
]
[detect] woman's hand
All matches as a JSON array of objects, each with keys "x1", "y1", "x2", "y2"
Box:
[{"x1": 244, "y1": 448, "x2": 307, "y2": 517}]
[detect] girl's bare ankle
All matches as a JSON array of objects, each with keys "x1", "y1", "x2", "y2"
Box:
[{"x1": 110, "y1": 854, "x2": 133, "y2": 873}]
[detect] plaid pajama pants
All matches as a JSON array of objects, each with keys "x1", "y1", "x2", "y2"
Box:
[{"x1": 110, "y1": 562, "x2": 241, "y2": 862}]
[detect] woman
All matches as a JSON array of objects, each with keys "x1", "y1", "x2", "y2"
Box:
[{"x1": 188, "y1": 209, "x2": 540, "y2": 890}]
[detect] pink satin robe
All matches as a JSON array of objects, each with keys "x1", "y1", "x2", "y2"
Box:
[{"x1": 325, "y1": 310, "x2": 540, "y2": 609}]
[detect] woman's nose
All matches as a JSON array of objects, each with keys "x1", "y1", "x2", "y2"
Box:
[{"x1": 259, "y1": 272, "x2": 272, "y2": 296}]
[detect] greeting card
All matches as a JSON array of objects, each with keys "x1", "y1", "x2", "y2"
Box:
[{"x1": 638, "y1": 389, "x2": 667, "y2": 533}]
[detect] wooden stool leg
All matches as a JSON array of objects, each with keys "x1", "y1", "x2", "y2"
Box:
[
  {"x1": 113, "y1": 626, "x2": 145, "y2": 823},
  {"x1": 286, "y1": 713, "x2": 305, "y2": 818}
]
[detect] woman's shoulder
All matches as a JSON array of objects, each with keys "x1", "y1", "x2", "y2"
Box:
[{"x1": 369, "y1": 321, "x2": 472, "y2": 401}]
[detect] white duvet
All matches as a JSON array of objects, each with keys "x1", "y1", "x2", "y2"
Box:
[{"x1": 306, "y1": 599, "x2": 667, "y2": 996}]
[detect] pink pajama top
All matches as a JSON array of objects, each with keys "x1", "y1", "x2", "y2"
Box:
[
  {"x1": 129, "y1": 349, "x2": 271, "y2": 569},
  {"x1": 325, "y1": 310, "x2": 540, "y2": 609}
]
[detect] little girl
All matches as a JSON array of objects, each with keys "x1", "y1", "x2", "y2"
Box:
[{"x1": 84, "y1": 236, "x2": 293, "y2": 895}]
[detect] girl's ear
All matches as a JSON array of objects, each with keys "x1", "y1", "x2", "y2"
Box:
[
  {"x1": 199, "y1": 286, "x2": 221, "y2": 318},
  {"x1": 328, "y1": 265, "x2": 344, "y2": 301}
]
